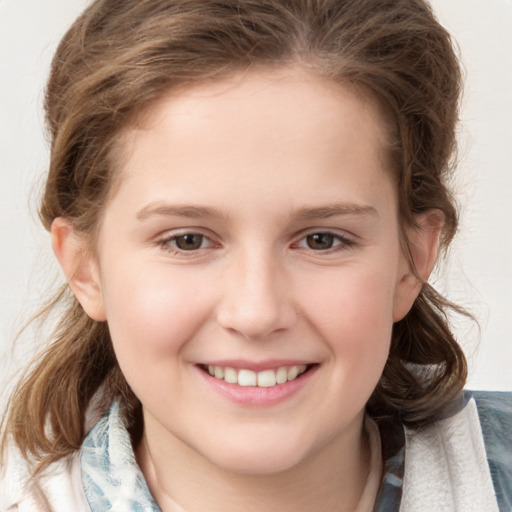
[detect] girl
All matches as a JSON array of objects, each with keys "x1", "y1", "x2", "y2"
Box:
[{"x1": 1, "y1": 0, "x2": 510, "y2": 510}]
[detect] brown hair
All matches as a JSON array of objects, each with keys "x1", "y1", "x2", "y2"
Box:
[{"x1": 2, "y1": 0, "x2": 467, "y2": 472}]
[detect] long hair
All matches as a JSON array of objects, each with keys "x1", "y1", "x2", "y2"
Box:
[{"x1": 2, "y1": 0, "x2": 466, "y2": 472}]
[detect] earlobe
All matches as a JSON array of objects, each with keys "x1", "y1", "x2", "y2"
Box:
[
  {"x1": 392, "y1": 211, "x2": 443, "y2": 322},
  {"x1": 51, "y1": 218, "x2": 107, "y2": 321}
]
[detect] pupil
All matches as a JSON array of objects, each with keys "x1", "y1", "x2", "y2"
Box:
[
  {"x1": 176, "y1": 234, "x2": 203, "y2": 250},
  {"x1": 307, "y1": 233, "x2": 334, "y2": 250}
]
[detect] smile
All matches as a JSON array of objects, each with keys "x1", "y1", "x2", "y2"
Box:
[{"x1": 202, "y1": 364, "x2": 309, "y2": 388}]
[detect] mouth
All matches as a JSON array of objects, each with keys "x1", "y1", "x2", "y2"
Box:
[{"x1": 198, "y1": 363, "x2": 315, "y2": 389}]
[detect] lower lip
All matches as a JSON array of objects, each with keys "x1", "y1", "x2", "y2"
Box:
[{"x1": 196, "y1": 365, "x2": 318, "y2": 406}]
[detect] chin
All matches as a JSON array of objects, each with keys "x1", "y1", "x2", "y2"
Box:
[{"x1": 203, "y1": 436, "x2": 311, "y2": 476}]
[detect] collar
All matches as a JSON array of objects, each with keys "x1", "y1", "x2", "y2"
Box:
[{"x1": 81, "y1": 400, "x2": 160, "y2": 511}]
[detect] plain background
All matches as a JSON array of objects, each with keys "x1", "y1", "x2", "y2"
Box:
[{"x1": 1, "y1": 0, "x2": 511, "y2": 394}]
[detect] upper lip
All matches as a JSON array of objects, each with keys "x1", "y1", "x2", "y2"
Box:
[{"x1": 197, "y1": 359, "x2": 317, "y2": 371}]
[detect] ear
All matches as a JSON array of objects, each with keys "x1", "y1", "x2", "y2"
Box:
[
  {"x1": 392, "y1": 210, "x2": 443, "y2": 322},
  {"x1": 51, "y1": 217, "x2": 107, "y2": 321}
]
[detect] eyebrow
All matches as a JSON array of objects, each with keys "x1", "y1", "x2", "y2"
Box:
[
  {"x1": 136, "y1": 202, "x2": 227, "y2": 221},
  {"x1": 295, "y1": 203, "x2": 378, "y2": 220},
  {"x1": 136, "y1": 201, "x2": 378, "y2": 222}
]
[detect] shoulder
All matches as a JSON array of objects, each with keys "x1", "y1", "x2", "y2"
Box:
[
  {"x1": 0, "y1": 444, "x2": 90, "y2": 512},
  {"x1": 0, "y1": 392, "x2": 108, "y2": 511},
  {"x1": 401, "y1": 391, "x2": 511, "y2": 511},
  {"x1": 468, "y1": 390, "x2": 512, "y2": 432},
  {"x1": 467, "y1": 390, "x2": 512, "y2": 511}
]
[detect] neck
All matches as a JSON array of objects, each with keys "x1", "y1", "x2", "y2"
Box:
[{"x1": 136, "y1": 412, "x2": 374, "y2": 512}]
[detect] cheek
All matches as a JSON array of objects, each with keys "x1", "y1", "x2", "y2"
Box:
[
  {"x1": 100, "y1": 263, "x2": 212, "y2": 362},
  {"x1": 304, "y1": 264, "x2": 396, "y2": 334},
  {"x1": 299, "y1": 263, "x2": 396, "y2": 371}
]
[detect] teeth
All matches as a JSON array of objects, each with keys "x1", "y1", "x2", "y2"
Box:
[
  {"x1": 238, "y1": 369, "x2": 257, "y2": 387},
  {"x1": 257, "y1": 369, "x2": 276, "y2": 388},
  {"x1": 224, "y1": 367, "x2": 237, "y2": 384},
  {"x1": 205, "y1": 364, "x2": 308, "y2": 388},
  {"x1": 287, "y1": 366, "x2": 299, "y2": 380},
  {"x1": 276, "y1": 367, "x2": 288, "y2": 384}
]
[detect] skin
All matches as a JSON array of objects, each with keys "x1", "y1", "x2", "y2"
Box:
[{"x1": 53, "y1": 67, "x2": 440, "y2": 512}]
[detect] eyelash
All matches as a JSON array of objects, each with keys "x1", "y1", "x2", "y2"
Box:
[
  {"x1": 157, "y1": 232, "x2": 216, "y2": 255},
  {"x1": 156, "y1": 230, "x2": 354, "y2": 256},
  {"x1": 293, "y1": 231, "x2": 354, "y2": 253}
]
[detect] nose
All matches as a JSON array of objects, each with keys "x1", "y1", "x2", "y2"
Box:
[{"x1": 216, "y1": 248, "x2": 297, "y2": 340}]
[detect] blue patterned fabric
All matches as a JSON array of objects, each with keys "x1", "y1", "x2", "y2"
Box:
[
  {"x1": 373, "y1": 416, "x2": 405, "y2": 511},
  {"x1": 80, "y1": 392, "x2": 512, "y2": 511},
  {"x1": 81, "y1": 401, "x2": 160, "y2": 511},
  {"x1": 472, "y1": 391, "x2": 512, "y2": 512}
]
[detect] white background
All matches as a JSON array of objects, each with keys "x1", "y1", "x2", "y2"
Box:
[{"x1": 1, "y1": 0, "x2": 511, "y2": 394}]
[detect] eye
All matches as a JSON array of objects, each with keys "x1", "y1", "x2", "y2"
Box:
[
  {"x1": 295, "y1": 231, "x2": 353, "y2": 251},
  {"x1": 158, "y1": 232, "x2": 216, "y2": 254},
  {"x1": 305, "y1": 233, "x2": 335, "y2": 250},
  {"x1": 174, "y1": 233, "x2": 206, "y2": 251}
]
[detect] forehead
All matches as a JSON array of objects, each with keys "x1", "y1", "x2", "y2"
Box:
[
  {"x1": 135, "y1": 67, "x2": 390, "y2": 139},
  {"x1": 109, "y1": 67, "x2": 395, "y2": 213}
]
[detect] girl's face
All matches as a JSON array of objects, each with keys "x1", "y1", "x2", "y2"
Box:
[{"x1": 69, "y1": 68, "x2": 422, "y2": 474}]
